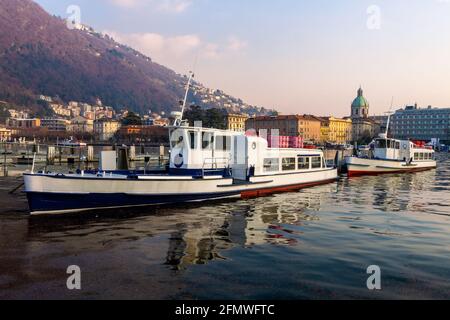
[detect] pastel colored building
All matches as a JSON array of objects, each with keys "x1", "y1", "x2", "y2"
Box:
[{"x1": 246, "y1": 115, "x2": 322, "y2": 143}]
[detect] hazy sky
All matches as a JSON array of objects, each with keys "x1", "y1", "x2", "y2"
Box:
[{"x1": 35, "y1": 0, "x2": 450, "y2": 117}]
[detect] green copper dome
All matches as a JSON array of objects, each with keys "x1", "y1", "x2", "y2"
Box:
[{"x1": 351, "y1": 87, "x2": 369, "y2": 108}]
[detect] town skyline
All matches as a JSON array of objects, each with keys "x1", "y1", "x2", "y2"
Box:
[{"x1": 35, "y1": 0, "x2": 450, "y2": 117}]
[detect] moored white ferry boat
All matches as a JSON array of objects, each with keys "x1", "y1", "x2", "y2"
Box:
[
  {"x1": 24, "y1": 72, "x2": 338, "y2": 215},
  {"x1": 345, "y1": 134, "x2": 436, "y2": 177},
  {"x1": 24, "y1": 126, "x2": 338, "y2": 215}
]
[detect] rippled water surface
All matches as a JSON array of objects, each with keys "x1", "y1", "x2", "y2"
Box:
[{"x1": 0, "y1": 154, "x2": 449, "y2": 299}]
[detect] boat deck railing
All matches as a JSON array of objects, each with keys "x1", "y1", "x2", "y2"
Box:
[{"x1": 201, "y1": 157, "x2": 231, "y2": 177}]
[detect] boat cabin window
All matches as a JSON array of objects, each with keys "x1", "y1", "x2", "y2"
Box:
[
  {"x1": 215, "y1": 135, "x2": 231, "y2": 151},
  {"x1": 263, "y1": 158, "x2": 280, "y2": 172},
  {"x1": 189, "y1": 131, "x2": 197, "y2": 149},
  {"x1": 202, "y1": 132, "x2": 214, "y2": 150},
  {"x1": 170, "y1": 132, "x2": 184, "y2": 148},
  {"x1": 375, "y1": 140, "x2": 386, "y2": 148},
  {"x1": 311, "y1": 156, "x2": 322, "y2": 169},
  {"x1": 282, "y1": 158, "x2": 296, "y2": 171},
  {"x1": 376, "y1": 139, "x2": 398, "y2": 149},
  {"x1": 298, "y1": 156, "x2": 310, "y2": 170}
]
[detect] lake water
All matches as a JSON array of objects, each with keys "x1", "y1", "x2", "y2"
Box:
[{"x1": 0, "y1": 154, "x2": 449, "y2": 300}]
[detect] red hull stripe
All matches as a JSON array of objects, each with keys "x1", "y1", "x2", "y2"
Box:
[
  {"x1": 347, "y1": 167, "x2": 435, "y2": 177},
  {"x1": 240, "y1": 178, "x2": 337, "y2": 199}
]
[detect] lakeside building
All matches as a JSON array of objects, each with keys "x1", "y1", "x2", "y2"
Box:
[
  {"x1": 0, "y1": 127, "x2": 12, "y2": 142},
  {"x1": 67, "y1": 116, "x2": 94, "y2": 134},
  {"x1": 94, "y1": 118, "x2": 121, "y2": 141},
  {"x1": 319, "y1": 117, "x2": 352, "y2": 144},
  {"x1": 41, "y1": 118, "x2": 69, "y2": 132},
  {"x1": 7, "y1": 118, "x2": 41, "y2": 129},
  {"x1": 370, "y1": 115, "x2": 389, "y2": 135},
  {"x1": 245, "y1": 115, "x2": 321, "y2": 143},
  {"x1": 7, "y1": 109, "x2": 29, "y2": 119},
  {"x1": 350, "y1": 87, "x2": 380, "y2": 142},
  {"x1": 116, "y1": 125, "x2": 169, "y2": 143},
  {"x1": 226, "y1": 113, "x2": 249, "y2": 132},
  {"x1": 50, "y1": 103, "x2": 72, "y2": 117},
  {"x1": 144, "y1": 118, "x2": 170, "y2": 127},
  {"x1": 320, "y1": 120, "x2": 330, "y2": 143},
  {"x1": 390, "y1": 104, "x2": 450, "y2": 143}
]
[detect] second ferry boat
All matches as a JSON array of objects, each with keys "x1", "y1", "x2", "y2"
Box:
[{"x1": 345, "y1": 111, "x2": 437, "y2": 177}]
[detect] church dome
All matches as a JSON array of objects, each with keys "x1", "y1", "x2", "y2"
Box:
[{"x1": 351, "y1": 87, "x2": 369, "y2": 108}]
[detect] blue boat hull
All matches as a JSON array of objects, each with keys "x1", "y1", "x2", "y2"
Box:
[{"x1": 26, "y1": 191, "x2": 240, "y2": 215}]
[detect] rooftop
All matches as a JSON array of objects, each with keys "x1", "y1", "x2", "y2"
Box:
[{"x1": 249, "y1": 114, "x2": 322, "y2": 122}]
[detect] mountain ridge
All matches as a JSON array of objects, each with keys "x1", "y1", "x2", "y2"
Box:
[{"x1": 0, "y1": 0, "x2": 270, "y2": 116}]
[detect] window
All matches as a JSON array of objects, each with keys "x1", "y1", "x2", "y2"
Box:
[
  {"x1": 395, "y1": 142, "x2": 400, "y2": 149},
  {"x1": 282, "y1": 158, "x2": 296, "y2": 171},
  {"x1": 298, "y1": 156, "x2": 310, "y2": 170},
  {"x1": 189, "y1": 131, "x2": 197, "y2": 149},
  {"x1": 170, "y1": 131, "x2": 185, "y2": 148},
  {"x1": 202, "y1": 132, "x2": 214, "y2": 150},
  {"x1": 311, "y1": 156, "x2": 322, "y2": 169},
  {"x1": 376, "y1": 140, "x2": 386, "y2": 148},
  {"x1": 215, "y1": 135, "x2": 231, "y2": 151},
  {"x1": 263, "y1": 158, "x2": 280, "y2": 172}
]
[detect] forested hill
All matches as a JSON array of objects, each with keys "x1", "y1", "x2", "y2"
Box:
[{"x1": 0, "y1": 0, "x2": 271, "y2": 116}]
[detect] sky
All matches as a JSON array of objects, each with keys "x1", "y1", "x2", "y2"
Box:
[{"x1": 35, "y1": 0, "x2": 450, "y2": 117}]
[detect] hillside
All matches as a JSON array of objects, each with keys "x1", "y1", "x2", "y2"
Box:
[{"x1": 0, "y1": 0, "x2": 269, "y2": 116}]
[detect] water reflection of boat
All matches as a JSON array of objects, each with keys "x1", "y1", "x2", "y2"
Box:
[{"x1": 24, "y1": 190, "x2": 324, "y2": 271}]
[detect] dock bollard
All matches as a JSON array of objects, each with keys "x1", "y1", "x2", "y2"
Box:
[
  {"x1": 117, "y1": 147, "x2": 129, "y2": 170},
  {"x1": 87, "y1": 146, "x2": 94, "y2": 163},
  {"x1": 129, "y1": 145, "x2": 136, "y2": 161},
  {"x1": 159, "y1": 145, "x2": 165, "y2": 167},
  {"x1": 3, "y1": 149, "x2": 7, "y2": 177},
  {"x1": 47, "y1": 146, "x2": 55, "y2": 165}
]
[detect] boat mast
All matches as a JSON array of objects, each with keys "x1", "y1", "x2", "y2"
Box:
[
  {"x1": 175, "y1": 71, "x2": 195, "y2": 126},
  {"x1": 386, "y1": 97, "x2": 394, "y2": 137}
]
